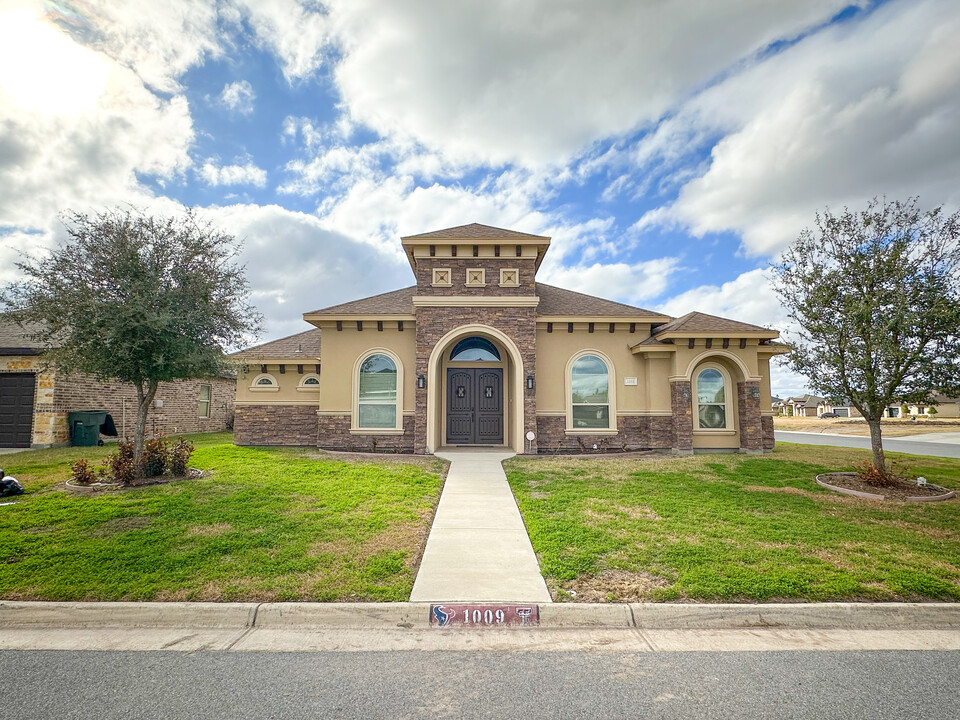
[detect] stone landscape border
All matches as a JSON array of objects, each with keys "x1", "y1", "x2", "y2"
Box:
[{"x1": 816, "y1": 473, "x2": 957, "y2": 502}]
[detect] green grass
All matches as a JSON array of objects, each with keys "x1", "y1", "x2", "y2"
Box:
[
  {"x1": 504, "y1": 444, "x2": 960, "y2": 603},
  {"x1": 0, "y1": 433, "x2": 446, "y2": 602}
]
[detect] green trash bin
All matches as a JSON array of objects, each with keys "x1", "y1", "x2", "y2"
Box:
[{"x1": 68, "y1": 411, "x2": 107, "y2": 447}]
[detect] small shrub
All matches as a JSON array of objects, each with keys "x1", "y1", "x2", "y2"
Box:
[
  {"x1": 853, "y1": 455, "x2": 913, "y2": 487},
  {"x1": 169, "y1": 437, "x2": 195, "y2": 477},
  {"x1": 143, "y1": 435, "x2": 169, "y2": 477},
  {"x1": 70, "y1": 459, "x2": 97, "y2": 486},
  {"x1": 105, "y1": 439, "x2": 138, "y2": 486},
  {"x1": 928, "y1": 406, "x2": 938, "y2": 416}
]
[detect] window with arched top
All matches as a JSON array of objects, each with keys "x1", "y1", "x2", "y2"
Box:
[
  {"x1": 297, "y1": 374, "x2": 321, "y2": 392},
  {"x1": 696, "y1": 366, "x2": 729, "y2": 429},
  {"x1": 250, "y1": 373, "x2": 279, "y2": 391},
  {"x1": 568, "y1": 353, "x2": 614, "y2": 430},
  {"x1": 449, "y1": 336, "x2": 501, "y2": 362},
  {"x1": 356, "y1": 352, "x2": 399, "y2": 429}
]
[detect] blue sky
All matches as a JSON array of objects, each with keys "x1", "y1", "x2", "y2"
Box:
[{"x1": 1, "y1": 0, "x2": 959, "y2": 397}]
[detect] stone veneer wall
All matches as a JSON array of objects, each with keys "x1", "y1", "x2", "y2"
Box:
[
  {"x1": 234, "y1": 405, "x2": 317, "y2": 446},
  {"x1": 415, "y1": 306, "x2": 537, "y2": 453},
  {"x1": 670, "y1": 380, "x2": 694, "y2": 454},
  {"x1": 414, "y1": 257, "x2": 537, "y2": 297},
  {"x1": 0, "y1": 356, "x2": 56, "y2": 446},
  {"x1": 535, "y1": 415, "x2": 675, "y2": 454},
  {"x1": 737, "y1": 381, "x2": 763, "y2": 453},
  {"x1": 316, "y1": 414, "x2": 416, "y2": 453},
  {"x1": 761, "y1": 415, "x2": 775, "y2": 451}
]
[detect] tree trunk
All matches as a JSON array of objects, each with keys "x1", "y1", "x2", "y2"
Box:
[
  {"x1": 866, "y1": 415, "x2": 886, "y2": 475},
  {"x1": 133, "y1": 380, "x2": 159, "y2": 478}
]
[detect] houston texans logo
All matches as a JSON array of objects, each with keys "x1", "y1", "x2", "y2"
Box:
[{"x1": 432, "y1": 605, "x2": 455, "y2": 626}]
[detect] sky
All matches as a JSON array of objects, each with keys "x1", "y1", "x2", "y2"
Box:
[{"x1": 1, "y1": 0, "x2": 958, "y2": 398}]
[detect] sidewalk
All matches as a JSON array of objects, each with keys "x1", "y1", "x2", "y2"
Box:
[{"x1": 410, "y1": 449, "x2": 551, "y2": 603}]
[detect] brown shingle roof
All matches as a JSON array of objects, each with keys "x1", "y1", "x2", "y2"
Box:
[
  {"x1": 306, "y1": 286, "x2": 418, "y2": 316},
  {"x1": 230, "y1": 328, "x2": 322, "y2": 360},
  {"x1": 401, "y1": 223, "x2": 549, "y2": 241},
  {"x1": 653, "y1": 311, "x2": 775, "y2": 336},
  {"x1": 535, "y1": 284, "x2": 666, "y2": 318}
]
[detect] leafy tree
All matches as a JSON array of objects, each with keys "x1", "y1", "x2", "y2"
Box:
[
  {"x1": 773, "y1": 198, "x2": 960, "y2": 479},
  {"x1": 2, "y1": 208, "x2": 261, "y2": 473}
]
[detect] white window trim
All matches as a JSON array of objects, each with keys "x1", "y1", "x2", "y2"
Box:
[
  {"x1": 198, "y1": 384, "x2": 211, "y2": 418},
  {"x1": 499, "y1": 268, "x2": 520, "y2": 287},
  {"x1": 432, "y1": 268, "x2": 452, "y2": 287},
  {"x1": 250, "y1": 373, "x2": 280, "y2": 392},
  {"x1": 351, "y1": 347, "x2": 404, "y2": 433},
  {"x1": 694, "y1": 362, "x2": 732, "y2": 432},
  {"x1": 564, "y1": 349, "x2": 617, "y2": 433},
  {"x1": 465, "y1": 268, "x2": 487, "y2": 287},
  {"x1": 296, "y1": 373, "x2": 321, "y2": 393}
]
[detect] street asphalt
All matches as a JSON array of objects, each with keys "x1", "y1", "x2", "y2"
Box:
[
  {"x1": 775, "y1": 430, "x2": 960, "y2": 459},
  {"x1": 2, "y1": 648, "x2": 958, "y2": 720}
]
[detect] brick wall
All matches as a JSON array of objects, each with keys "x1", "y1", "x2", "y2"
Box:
[
  {"x1": 317, "y1": 414, "x2": 415, "y2": 453},
  {"x1": 234, "y1": 405, "x2": 317, "y2": 446},
  {"x1": 737, "y1": 381, "x2": 763, "y2": 453},
  {"x1": 671, "y1": 380, "x2": 694, "y2": 454},
  {"x1": 415, "y1": 257, "x2": 538, "y2": 297},
  {"x1": 415, "y1": 305, "x2": 537, "y2": 453},
  {"x1": 536, "y1": 415, "x2": 675, "y2": 454},
  {"x1": 54, "y1": 373, "x2": 234, "y2": 442}
]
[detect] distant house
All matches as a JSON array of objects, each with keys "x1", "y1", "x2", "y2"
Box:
[
  {"x1": 784, "y1": 394, "x2": 826, "y2": 417},
  {"x1": 907, "y1": 394, "x2": 960, "y2": 418},
  {"x1": 0, "y1": 319, "x2": 235, "y2": 448}
]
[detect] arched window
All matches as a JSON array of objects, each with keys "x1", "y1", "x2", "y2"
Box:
[
  {"x1": 250, "y1": 373, "x2": 279, "y2": 391},
  {"x1": 696, "y1": 366, "x2": 728, "y2": 429},
  {"x1": 569, "y1": 354, "x2": 611, "y2": 429},
  {"x1": 449, "y1": 336, "x2": 501, "y2": 362},
  {"x1": 357, "y1": 353, "x2": 398, "y2": 429},
  {"x1": 297, "y1": 374, "x2": 320, "y2": 392}
]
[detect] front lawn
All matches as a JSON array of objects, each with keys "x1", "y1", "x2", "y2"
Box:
[
  {"x1": 505, "y1": 444, "x2": 960, "y2": 603},
  {"x1": 0, "y1": 433, "x2": 446, "y2": 602}
]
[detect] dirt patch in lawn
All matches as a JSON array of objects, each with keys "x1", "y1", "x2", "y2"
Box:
[
  {"x1": 742, "y1": 484, "x2": 853, "y2": 503},
  {"x1": 557, "y1": 569, "x2": 670, "y2": 602},
  {"x1": 93, "y1": 516, "x2": 153, "y2": 535},
  {"x1": 185, "y1": 522, "x2": 232, "y2": 537}
]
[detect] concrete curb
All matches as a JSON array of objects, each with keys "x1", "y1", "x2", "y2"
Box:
[{"x1": 2, "y1": 601, "x2": 959, "y2": 631}]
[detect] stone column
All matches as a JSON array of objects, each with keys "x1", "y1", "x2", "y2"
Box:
[
  {"x1": 670, "y1": 380, "x2": 693, "y2": 455},
  {"x1": 761, "y1": 415, "x2": 775, "y2": 452},
  {"x1": 737, "y1": 380, "x2": 763, "y2": 453}
]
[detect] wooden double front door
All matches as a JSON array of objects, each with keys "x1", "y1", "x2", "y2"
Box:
[{"x1": 446, "y1": 368, "x2": 503, "y2": 445}]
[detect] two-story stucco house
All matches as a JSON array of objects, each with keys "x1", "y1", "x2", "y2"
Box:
[{"x1": 232, "y1": 224, "x2": 787, "y2": 455}]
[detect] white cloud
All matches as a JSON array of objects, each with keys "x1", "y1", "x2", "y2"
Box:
[
  {"x1": 200, "y1": 204, "x2": 412, "y2": 339},
  {"x1": 638, "y1": 0, "x2": 960, "y2": 256},
  {"x1": 539, "y1": 258, "x2": 681, "y2": 307},
  {"x1": 233, "y1": 0, "x2": 332, "y2": 82},
  {"x1": 200, "y1": 160, "x2": 268, "y2": 187},
  {"x1": 219, "y1": 80, "x2": 255, "y2": 115},
  {"x1": 324, "y1": 0, "x2": 852, "y2": 166}
]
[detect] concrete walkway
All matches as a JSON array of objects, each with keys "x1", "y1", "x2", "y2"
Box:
[{"x1": 410, "y1": 449, "x2": 551, "y2": 603}]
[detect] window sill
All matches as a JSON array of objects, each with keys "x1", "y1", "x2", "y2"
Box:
[
  {"x1": 249, "y1": 386, "x2": 280, "y2": 392},
  {"x1": 350, "y1": 428, "x2": 406, "y2": 435},
  {"x1": 565, "y1": 428, "x2": 619, "y2": 436},
  {"x1": 693, "y1": 429, "x2": 737, "y2": 435},
  {"x1": 296, "y1": 386, "x2": 320, "y2": 393}
]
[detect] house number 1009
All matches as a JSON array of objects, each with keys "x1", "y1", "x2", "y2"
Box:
[{"x1": 462, "y1": 608, "x2": 506, "y2": 625}]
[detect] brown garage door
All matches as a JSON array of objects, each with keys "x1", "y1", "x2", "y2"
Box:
[{"x1": 0, "y1": 373, "x2": 35, "y2": 448}]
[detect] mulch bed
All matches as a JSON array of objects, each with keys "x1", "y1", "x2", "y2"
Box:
[
  {"x1": 817, "y1": 472, "x2": 955, "y2": 501},
  {"x1": 65, "y1": 469, "x2": 205, "y2": 492}
]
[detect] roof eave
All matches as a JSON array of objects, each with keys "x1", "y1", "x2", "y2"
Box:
[
  {"x1": 303, "y1": 313, "x2": 417, "y2": 325},
  {"x1": 654, "y1": 330, "x2": 779, "y2": 341}
]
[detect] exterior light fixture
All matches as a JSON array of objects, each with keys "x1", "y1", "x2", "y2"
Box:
[
  {"x1": 526, "y1": 375, "x2": 535, "y2": 390},
  {"x1": 417, "y1": 374, "x2": 426, "y2": 389}
]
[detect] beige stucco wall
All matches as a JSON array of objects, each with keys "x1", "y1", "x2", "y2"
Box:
[{"x1": 534, "y1": 326, "x2": 652, "y2": 415}]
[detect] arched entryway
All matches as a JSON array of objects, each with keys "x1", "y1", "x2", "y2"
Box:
[{"x1": 425, "y1": 324, "x2": 525, "y2": 453}]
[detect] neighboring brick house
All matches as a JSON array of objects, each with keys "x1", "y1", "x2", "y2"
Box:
[
  {"x1": 0, "y1": 320, "x2": 235, "y2": 448},
  {"x1": 232, "y1": 223, "x2": 788, "y2": 455}
]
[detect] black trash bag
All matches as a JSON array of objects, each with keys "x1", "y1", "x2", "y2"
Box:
[
  {"x1": 0, "y1": 477, "x2": 24, "y2": 497},
  {"x1": 100, "y1": 414, "x2": 118, "y2": 437}
]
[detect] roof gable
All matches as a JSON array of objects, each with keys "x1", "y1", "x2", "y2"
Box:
[{"x1": 652, "y1": 311, "x2": 777, "y2": 337}]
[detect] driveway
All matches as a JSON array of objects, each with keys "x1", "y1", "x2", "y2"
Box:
[{"x1": 775, "y1": 431, "x2": 960, "y2": 459}]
